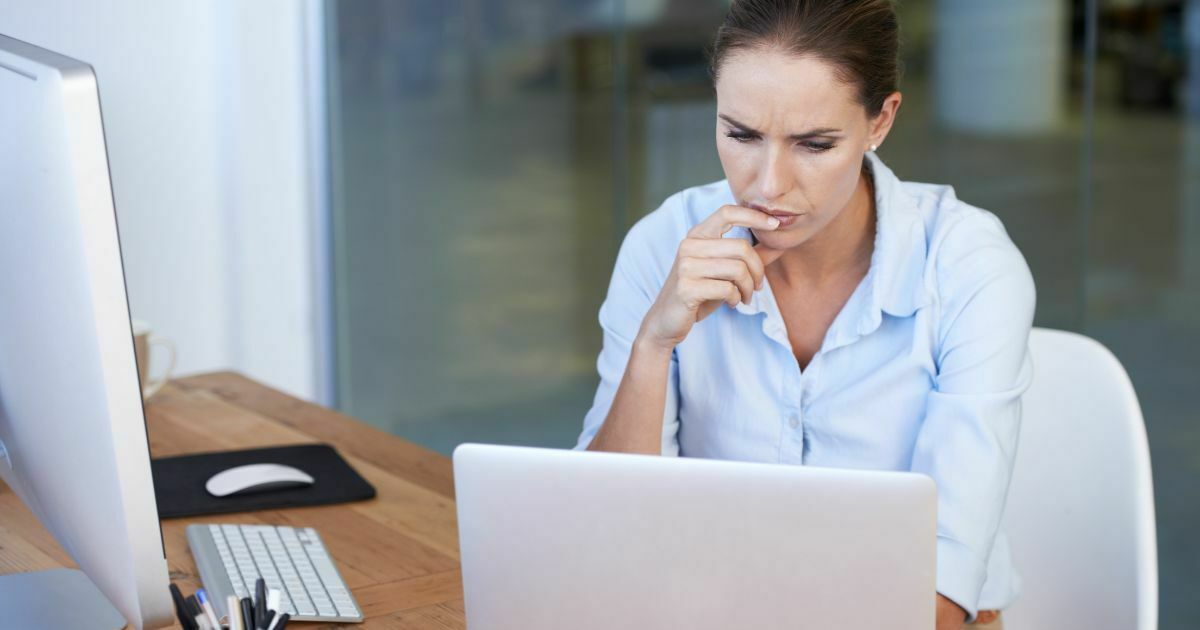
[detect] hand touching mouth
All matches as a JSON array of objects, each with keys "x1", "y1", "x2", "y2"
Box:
[{"x1": 745, "y1": 202, "x2": 804, "y2": 228}]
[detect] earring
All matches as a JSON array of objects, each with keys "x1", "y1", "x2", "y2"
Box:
[{"x1": 869, "y1": 144, "x2": 878, "y2": 152}]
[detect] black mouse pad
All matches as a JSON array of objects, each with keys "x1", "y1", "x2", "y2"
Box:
[{"x1": 151, "y1": 444, "x2": 376, "y2": 519}]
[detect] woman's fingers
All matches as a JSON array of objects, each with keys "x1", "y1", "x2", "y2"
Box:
[
  {"x1": 677, "y1": 257, "x2": 756, "y2": 304},
  {"x1": 678, "y1": 237, "x2": 766, "y2": 290},
  {"x1": 640, "y1": 205, "x2": 782, "y2": 349},
  {"x1": 679, "y1": 277, "x2": 744, "y2": 311},
  {"x1": 688, "y1": 204, "x2": 782, "y2": 239}
]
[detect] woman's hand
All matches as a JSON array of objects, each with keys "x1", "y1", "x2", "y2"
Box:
[
  {"x1": 936, "y1": 594, "x2": 968, "y2": 630},
  {"x1": 637, "y1": 205, "x2": 783, "y2": 352}
]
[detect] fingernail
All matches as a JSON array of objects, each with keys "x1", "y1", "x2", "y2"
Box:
[{"x1": 766, "y1": 217, "x2": 781, "y2": 228}]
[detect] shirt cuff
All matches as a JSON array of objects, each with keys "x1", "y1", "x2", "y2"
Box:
[{"x1": 936, "y1": 536, "x2": 988, "y2": 623}]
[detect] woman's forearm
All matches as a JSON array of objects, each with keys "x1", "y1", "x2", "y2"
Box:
[{"x1": 586, "y1": 335, "x2": 674, "y2": 455}]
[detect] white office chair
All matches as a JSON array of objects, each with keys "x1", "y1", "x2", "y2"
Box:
[{"x1": 1001, "y1": 328, "x2": 1158, "y2": 629}]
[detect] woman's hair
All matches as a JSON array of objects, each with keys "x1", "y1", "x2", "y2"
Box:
[{"x1": 708, "y1": 0, "x2": 902, "y2": 118}]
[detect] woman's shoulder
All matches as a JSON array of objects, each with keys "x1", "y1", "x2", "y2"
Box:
[
  {"x1": 629, "y1": 179, "x2": 733, "y2": 239},
  {"x1": 617, "y1": 179, "x2": 734, "y2": 271},
  {"x1": 899, "y1": 179, "x2": 1035, "y2": 306}
]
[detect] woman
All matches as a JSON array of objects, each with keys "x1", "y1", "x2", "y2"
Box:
[{"x1": 574, "y1": 1, "x2": 1035, "y2": 629}]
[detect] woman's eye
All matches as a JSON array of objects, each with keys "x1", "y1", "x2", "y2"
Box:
[{"x1": 725, "y1": 131, "x2": 834, "y2": 153}]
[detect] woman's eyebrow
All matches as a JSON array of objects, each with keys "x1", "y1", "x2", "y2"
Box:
[{"x1": 718, "y1": 114, "x2": 842, "y2": 139}]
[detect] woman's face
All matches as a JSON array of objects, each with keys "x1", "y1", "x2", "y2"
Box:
[{"x1": 714, "y1": 48, "x2": 896, "y2": 251}]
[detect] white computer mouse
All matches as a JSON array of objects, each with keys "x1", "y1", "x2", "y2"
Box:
[{"x1": 205, "y1": 463, "x2": 315, "y2": 497}]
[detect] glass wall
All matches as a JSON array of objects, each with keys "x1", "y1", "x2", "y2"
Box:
[
  {"x1": 1083, "y1": 2, "x2": 1200, "y2": 627},
  {"x1": 326, "y1": 1, "x2": 1197, "y2": 625}
]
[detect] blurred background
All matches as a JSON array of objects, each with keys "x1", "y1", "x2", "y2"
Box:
[{"x1": 2, "y1": 0, "x2": 1197, "y2": 626}]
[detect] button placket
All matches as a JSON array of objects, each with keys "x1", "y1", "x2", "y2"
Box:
[
  {"x1": 800, "y1": 358, "x2": 821, "y2": 413},
  {"x1": 795, "y1": 362, "x2": 822, "y2": 464}
]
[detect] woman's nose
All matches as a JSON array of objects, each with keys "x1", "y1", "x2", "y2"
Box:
[{"x1": 758, "y1": 148, "x2": 792, "y2": 200}]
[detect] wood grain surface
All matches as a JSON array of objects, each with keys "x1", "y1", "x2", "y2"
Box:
[{"x1": 0, "y1": 371, "x2": 467, "y2": 629}]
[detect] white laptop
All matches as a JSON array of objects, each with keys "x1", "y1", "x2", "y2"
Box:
[{"x1": 453, "y1": 444, "x2": 936, "y2": 629}]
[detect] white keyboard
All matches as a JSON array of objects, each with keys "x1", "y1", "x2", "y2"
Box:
[{"x1": 187, "y1": 523, "x2": 364, "y2": 623}]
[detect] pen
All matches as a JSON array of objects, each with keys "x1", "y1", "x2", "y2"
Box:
[
  {"x1": 240, "y1": 596, "x2": 254, "y2": 630},
  {"x1": 259, "y1": 610, "x2": 276, "y2": 630},
  {"x1": 186, "y1": 595, "x2": 206, "y2": 630},
  {"x1": 196, "y1": 589, "x2": 222, "y2": 630},
  {"x1": 267, "y1": 612, "x2": 289, "y2": 630},
  {"x1": 254, "y1": 577, "x2": 267, "y2": 629},
  {"x1": 266, "y1": 589, "x2": 281, "y2": 618},
  {"x1": 169, "y1": 583, "x2": 197, "y2": 630},
  {"x1": 227, "y1": 595, "x2": 243, "y2": 630}
]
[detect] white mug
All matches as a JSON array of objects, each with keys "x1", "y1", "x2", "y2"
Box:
[{"x1": 131, "y1": 319, "x2": 177, "y2": 400}]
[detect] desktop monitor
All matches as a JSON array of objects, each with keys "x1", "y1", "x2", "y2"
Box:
[{"x1": 0, "y1": 34, "x2": 174, "y2": 629}]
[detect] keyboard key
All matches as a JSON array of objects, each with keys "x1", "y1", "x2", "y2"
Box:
[{"x1": 310, "y1": 556, "x2": 345, "y2": 587}]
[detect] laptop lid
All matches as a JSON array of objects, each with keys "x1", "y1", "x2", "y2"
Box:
[{"x1": 453, "y1": 444, "x2": 936, "y2": 629}]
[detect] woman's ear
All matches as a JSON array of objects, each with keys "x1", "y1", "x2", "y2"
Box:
[{"x1": 867, "y1": 91, "x2": 902, "y2": 151}]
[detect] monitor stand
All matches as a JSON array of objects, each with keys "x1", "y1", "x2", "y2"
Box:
[{"x1": 0, "y1": 569, "x2": 126, "y2": 629}]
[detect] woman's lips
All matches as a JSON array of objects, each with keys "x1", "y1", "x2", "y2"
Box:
[{"x1": 746, "y1": 203, "x2": 802, "y2": 228}]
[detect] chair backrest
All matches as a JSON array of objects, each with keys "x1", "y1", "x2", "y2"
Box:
[{"x1": 1001, "y1": 328, "x2": 1157, "y2": 629}]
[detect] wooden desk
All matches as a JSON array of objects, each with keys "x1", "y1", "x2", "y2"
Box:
[{"x1": 0, "y1": 371, "x2": 467, "y2": 629}]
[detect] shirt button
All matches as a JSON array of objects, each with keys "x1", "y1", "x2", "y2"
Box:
[{"x1": 788, "y1": 415, "x2": 800, "y2": 429}]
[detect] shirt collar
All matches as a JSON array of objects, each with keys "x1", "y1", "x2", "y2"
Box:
[
  {"x1": 864, "y1": 151, "x2": 931, "y2": 320},
  {"x1": 730, "y1": 152, "x2": 931, "y2": 338}
]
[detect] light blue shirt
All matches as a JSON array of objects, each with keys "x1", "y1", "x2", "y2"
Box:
[{"x1": 575, "y1": 152, "x2": 1036, "y2": 619}]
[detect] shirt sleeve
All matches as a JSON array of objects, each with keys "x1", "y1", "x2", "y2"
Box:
[
  {"x1": 574, "y1": 209, "x2": 681, "y2": 455},
  {"x1": 912, "y1": 223, "x2": 1036, "y2": 621}
]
